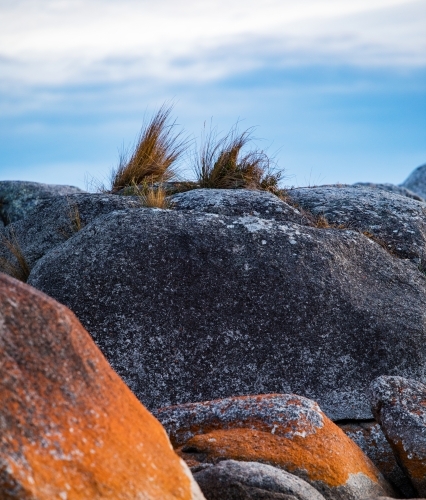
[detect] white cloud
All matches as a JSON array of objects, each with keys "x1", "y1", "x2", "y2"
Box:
[{"x1": 0, "y1": 0, "x2": 425, "y2": 87}]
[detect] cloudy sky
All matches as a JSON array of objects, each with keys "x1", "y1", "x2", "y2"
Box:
[{"x1": 0, "y1": 0, "x2": 425, "y2": 188}]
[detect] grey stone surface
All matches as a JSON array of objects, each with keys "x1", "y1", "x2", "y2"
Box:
[
  {"x1": 194, "y1": 460, "x2": 326, "y2": 500},
  {"x1": 288, "y1": 185, "x2": 426, "y2": 266},
  {"x1": 0, "y1": 180, "x2": 84, "y2": 224},
  {"x1": 401, "y1": 164, "x2": 426, "y2": 200},
  {"x1": 27, "y1": 208, "x2": 426, "y2": 420},
  {"x1": 338, "y1": 421, "x2": 415, "y2": 498},
  {"x1": 369, "y1": 376, "x2": 426, "y2": 497},
  {"x1": 0, "y1": 193, "x2": 141, "y2": 270},
  {"x1": 170, "y1": 188, "x2": 314, "y2": 225},
  {"x1": 353, "y1": 183, "x2": 424, "y2": 202}
]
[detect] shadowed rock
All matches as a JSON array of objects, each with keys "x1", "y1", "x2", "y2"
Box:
[
  {"x1": 369, "y1": 376, "x2": 426, "y2": 497},
  {"x1": 0, "y1": 180, "x2": 83, "y2": 224},
  {"x1": 193, "y1": 460, "x2": 326, "y2": 500}
]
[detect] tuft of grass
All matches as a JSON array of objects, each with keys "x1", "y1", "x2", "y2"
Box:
[
  {"x1": 194, "y1": 124, "x2": 282, "y2": 192},
  {"x1": 131, "y1": 181, "x2": 173, "y2": 209},
  {"x1": 58, "y1": 199, "x2": 85, "y2": 239},
  {"x1": 0, "y1": 229, "x2": 30, "y2": 282},
  {"x1": 110, "y1": 104, "x2": 189, "y2": 192}
]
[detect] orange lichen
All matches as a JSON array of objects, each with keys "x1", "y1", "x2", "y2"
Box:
[
  {"x1": 177, "y1": 418, "x2": 382, "y2": 488},
  {"x1": 0, "y1": 273, "x2": 193, "y2": 499}
]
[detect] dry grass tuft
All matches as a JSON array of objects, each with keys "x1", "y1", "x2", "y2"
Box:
[
  {"x1": 362, "y1": 230, "x2": 397, "y2": 255},
  {"x1": 131, "y1": 181, "x2": 173, "y2": 209},
  {"x1": 0, "y1": 229, "x2": 30, "y2": 282},
  {"x1": 194, "y1": 124, "x2": 282, "y2": 192},
  {"x1": 110, "y1": 105, "x2": 189, "y2": 192}
]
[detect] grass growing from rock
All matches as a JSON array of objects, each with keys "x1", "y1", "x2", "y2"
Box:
[
  {"x1": 194, "y1": 124, "x2": 282, "y2": 193},
  {"x1": 130, "y1": 181, "x2": 173, "y2": 209},
  {"x1": 110, "y1": 105, "x2": 189, "y2": 193},
  {"x1": 0, "y1": 229, "x2": 30, "y2": 282}
]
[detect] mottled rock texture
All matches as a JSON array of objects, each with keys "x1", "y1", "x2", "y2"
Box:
[
  {"x1": 0, "y1": 273, "x2": 204, "y2": 500},
  {"x1": 27, "y1": 208, "x2": 426, "y2": 420},
  {"x1": 401, "y1": 164, "x2": 426, "y2": 200},
  {"x1": 156, "y1": 394, "x2": 394, "y2": 500},
  {"x1": 288, "y1": 185, "x2": 426, "y2": 266},
  {"x1": 170, "y1": 188, "x2": 314, "y2": 225},
  {"x1": 0, "y1": 180, "x2": 83, "y2": 224},
  {"x1": 193, "y1": 460, "x2": 326, "y2": 500},
  {"x1": 1, "y1": 193, "x2": 140, "y2": 269},
  {"x1": 369, "y1": 376, "x2": 426, "y2": 497},
  {"x1": 353, "y1": 183, "x2": 424, "y2": 201},
  {"x1": 338, "y1": 421, "x2": 415, "y2": 497}
]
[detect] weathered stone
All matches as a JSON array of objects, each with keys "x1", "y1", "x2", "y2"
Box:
[
  {"x1": 1, "y1": 193, "x2": 140, "y2": 269},
  {"x1": 0, "y1": 180, "x2": 83, "y2": 224},
  {"x1": 354, "y1": 183, "x2": 424, "y2": 201},
  {"x1": 27, "y1": 208, "x2": 426, "y2": 420},
  {"x1": 288, "y1": 185, "x2": 426, "y2": 265},
  {"x1": 0, "y1": 273, "x2": 204, "y2": 499},
  {"x1": 170, "y1": 188, "x2": 314, "y2": 225},
  {"x1": 338, "y1": 421, "x2": 415, "y2": 497},
  {"x1": 369, "y1": 376, "x2": 426, "y2": 497},
  {"x1": 156, "y1": 394, "x2": 395, "y2": 500},
  {"x1": 193, "y1": 460, "x2": 326, "y2": 500},
  {"x1": 401, "y1": 164, "x2": 426, "y2": 200}
]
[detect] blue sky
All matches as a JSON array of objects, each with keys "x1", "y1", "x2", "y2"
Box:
[{"x1": 0, "y1": 0, "x2": 425, "y2": 189}]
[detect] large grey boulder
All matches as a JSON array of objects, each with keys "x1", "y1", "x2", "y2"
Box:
[
  {"x1": 170, "y1": 189, "x2": 314, "y2": 226},
  {"x1": 288, "y1": 185, "x2": 426, "y2": 266},
  {"x1": 193, "y1": 461, "x2": 326, "y2": 500},
  {"x1": 27, "y1": 207, "x2": 426, "y2": 420},
  {"x1": 369, "y1": 376, "x2": 426, "y2": 497},
  {"x1": 0, "y1": 193, "x2": 140, "y2": 270},
  {"x1": 401, "y1": 164, "x2": 426, "y2": 200},
  {"x1": 354, "y1": 182, "x2": 424, "y2": 202},
  {"x1": 0, "y1": 180, "x2": 84, "y2": 224}
]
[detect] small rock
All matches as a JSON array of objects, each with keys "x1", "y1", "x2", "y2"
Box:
[
  {"x1": 170, "y1": 188, "x2": 313, "y2": 225},
  {"x1": 369, "y1": 376, "x2": 426, "y2": 497},
  {"x1": 0, "y1": 272, "x2": 204, "y2": 499},
  {"x1": 338, "y1": 421, "x2": 415, "y2": 497},
  {"x1": 0, "y1": 180, "x2": 84, "y2": 224},
  {"x1": 193, "y1": 460, "x2": 326, "y2": 500},
  {"x1": 401, "y1": 164, "x2": 426, "y2": 200},
  {"x1": 155, "y1": 394, "x2": 395, "y2": 500}
]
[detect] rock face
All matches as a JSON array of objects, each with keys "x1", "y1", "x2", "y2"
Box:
[
  {"x1": 401, "y1": 164, "x2": 426, "y2": 200},
  {"x1": 0, "y1": 180, "x2": 83, "y2": 224},
  {"x1": 288, "y1": 185, "x2": 426, "y2": 266},
  {"x1": 170, "y1": 188, "x2": 314, "y2": 225},
  {"x1": 354, "y1": 182, "x2": 424, "y2": 201},
  {"x1": 27, "y1": 207, "x2": 426, "y2": 420},
  {"x1": 369, "y1": 376, "x2": 426, "y2": 497},
  {"x1": 1, "y1": 193, "x2": 140, "y2": 269},
  {"x1": 156, "y1": 394, "x2": 394, "y2": 500},
  {"x1": 193, "y1": 460, "x2": 327, "y2": 500},
  {"x1": 0, "y1": 273, "x2": 204, "y2": 499},
  {"x1": 338, "y1": 421, "x2": 415, "y2": 497}
]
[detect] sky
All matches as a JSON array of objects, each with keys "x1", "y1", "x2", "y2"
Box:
[{"x1": 0, "y1": 0, "x2": 425, "y2": 189}]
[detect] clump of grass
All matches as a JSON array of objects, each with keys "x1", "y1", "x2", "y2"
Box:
[
  {"x1": 110, "y1": 105, "x2": 189, "y2": 193},
  {"x1": 0, "y1": 229, "x2": 30, "y2": 282},
  {"x1": 194, "y1": 124, "x2": 282, "y2": 193},
  {"x1": 131, "y1": 181, "x2": 173, "y2": 209},
  {"x1": 58, "y1": 199, "x2": 85, "y2": 239}
]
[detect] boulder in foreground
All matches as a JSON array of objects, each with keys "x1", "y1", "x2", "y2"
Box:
[
  {"x1": 193, "y1": 460, "x2": 326, "y2": 500},
  {"x1": 370, "y1": 376, "x2": 426, "y2": 497},
  {"x1": 155, "y1": 394, "x2": 395, "y2": 500},
  {"x1": 0, "y1": 273, "x2": 203, "y2": 499}
]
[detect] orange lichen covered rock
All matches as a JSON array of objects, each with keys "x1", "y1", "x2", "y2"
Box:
[
  {"x1": 0, "y1": 273, "x2": 204, "y2": 499},
  {"x1": 154, "y1": 394, "x2": 395, "y2": 500}
]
